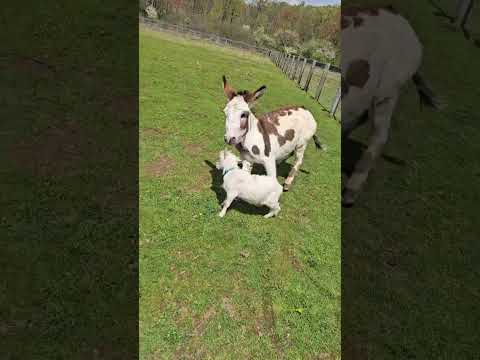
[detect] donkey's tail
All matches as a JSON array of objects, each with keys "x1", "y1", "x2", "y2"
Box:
[
  {"x1": 313, "y1": 135, "x2": 327, "y2": 151},
  {"x1": 412, "y1": 72, "x2": 444, "y2": 110}
]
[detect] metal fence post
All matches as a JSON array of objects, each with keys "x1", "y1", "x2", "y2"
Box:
[
  {"x1": 304, "y1": 60, "x2": 317, "y2": 92},
  {"x1": 315, "y1": 63, "x2": 331, "y2": 101},
  {"x1": 330, "y1": 86, "x2": 341, "y2": 118}
]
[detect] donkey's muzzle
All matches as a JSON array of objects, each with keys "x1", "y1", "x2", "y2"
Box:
[{"x1": 225, "y1": 136, "x2": 236, "y2": 145}]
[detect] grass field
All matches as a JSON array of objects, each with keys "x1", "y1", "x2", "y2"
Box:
[
  {"x1": 342, "y1": 1, "x2": 480, "y2": 358},
  {"x1": 139, "y1": 28, "x2": 340, "y2": 359}
]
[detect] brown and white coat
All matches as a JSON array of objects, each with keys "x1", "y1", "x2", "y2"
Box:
[
  {"x1": 222, "y1": 76, "x2": 324, "y2": 190},
  {"x1": 341, "y1": 6, "x2": 439, "y2": 206}
]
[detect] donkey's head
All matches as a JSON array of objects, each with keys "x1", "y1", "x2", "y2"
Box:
[{"x1": 222, "y1": 75, "x2": 266, "y2": 145}]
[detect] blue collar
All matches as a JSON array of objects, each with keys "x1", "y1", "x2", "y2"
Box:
[{"x1": 223, "y1": 167, "x2": 236, "y2": 176}]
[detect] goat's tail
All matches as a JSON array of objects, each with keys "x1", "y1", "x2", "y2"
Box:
[
  {"x1": 412, "y1": 72, "x2": 444, "y2": 110},
  {"x1": 313, "y1": 135, "x2": 327, "y2": 151}
]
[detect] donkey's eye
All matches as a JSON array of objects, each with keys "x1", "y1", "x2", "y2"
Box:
[{"x1": 240, "y1": 111, "x2": 250, "y2": 119}]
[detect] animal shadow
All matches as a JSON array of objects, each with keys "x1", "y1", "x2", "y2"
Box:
[
  {"x1": 277, "y1": 160, "x2": 310, "y2": 179},
  {"x1": 204, "y1": 160, "x2": 269, "y2": 216},
  {"x1": 342, "y1": 137, "x2": 406, "y2": 177}
]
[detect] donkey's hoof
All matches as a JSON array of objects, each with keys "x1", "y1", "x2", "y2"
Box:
[
  {"x1": 342, "y1": 188, "x2": 357, "y2": 208},
  {"x1": 283, "y1": 183, "x2": 290, "y2": 192}
]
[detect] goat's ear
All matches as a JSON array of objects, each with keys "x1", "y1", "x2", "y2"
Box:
[{"x1": 223, "y1": 75, "x2": 236, "y2": 100}]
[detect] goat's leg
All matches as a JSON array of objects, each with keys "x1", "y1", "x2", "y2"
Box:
[
  {"x1": 219, "y1": 192, "x2": 237, "y2": 217},
  {"x1": 263, "y1": 193, "x2": 281, "y2": 218},
  {"x1": 342, "y1": 96, "x2": 397, "y2": 207},
  {"x1": 283, "y1": 144, "x2": 306, "y2": 191},
  {"x1": 264, "y1": 204, "x2": 280, "y2": 218}
]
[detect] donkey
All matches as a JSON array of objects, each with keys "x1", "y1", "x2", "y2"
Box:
[
  {"x1": 222, "y1": 76, "x2": 325, "y2": 191},
  {"x1": 341, "y1": 6, "x2": 440, "y2": 206}
]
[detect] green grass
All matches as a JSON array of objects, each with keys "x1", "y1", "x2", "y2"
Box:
[
  {"x1": 2, "y1": 2, "x2": 138, "y2": 358},
  {"x1": 343, "y1": 1, "x2": 480, "y2": 358},
  {"x1": 139, "y1": 28, "x2": 340, "y2": 359}
]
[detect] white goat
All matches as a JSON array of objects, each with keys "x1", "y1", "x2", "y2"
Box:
[{"x1": 216, "y1": 149, "x2": 283, "y2": 218}]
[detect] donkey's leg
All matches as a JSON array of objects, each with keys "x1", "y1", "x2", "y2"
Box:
[
  {"x1": 283, "y1": 143, "x2": 306, "y2": 191},
  {"x1": 342, "y1": 96, "x2": 397, "y2": 206},
  {"x1": 264, "y1": 159, "x2": 277, "y2": 179}
]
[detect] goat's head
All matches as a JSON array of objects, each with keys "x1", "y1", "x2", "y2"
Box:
[
  {"x1": 216, "y1": 149, "x2": 239, "y2": 170},
  {"x1": 222, "y1": 75, "x2": 266, "y2": 145}
]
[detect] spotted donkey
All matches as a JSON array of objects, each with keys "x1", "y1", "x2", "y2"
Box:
[
  {"x1": 222, "y1": 76, "x2": 326, "y2": 191},
  {"x1": 342, "y1": 6, "x2": 440, "y2": 206}
]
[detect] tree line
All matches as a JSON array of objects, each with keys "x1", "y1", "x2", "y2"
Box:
[{"x1": 140, "y1": 0, "x2": 340, "y2": 65}]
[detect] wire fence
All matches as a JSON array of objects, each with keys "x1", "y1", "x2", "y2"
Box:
[{"x1": 140, "y1": 15, "x2": 342, "y2": 119}]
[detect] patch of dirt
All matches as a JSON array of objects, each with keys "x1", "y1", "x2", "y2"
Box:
[
  {"x1": 173, "y1": 306, "x2": 216, "y2": 359},
  {"x1": 240, "y1": 250, "x2": 250, "y2": 258},
  {"x1": 291, "y1": 255, "x2": 303, "y2": 272},
  {"x1": 254, "y1": 318, "x2": 264, "y2": 337},
  {"x1": 8, "y1": 119, "x2": 96, "y2": 176},
  {"x1": 342, "y1": 334, "x2": 368, "y2": 360},
  {"x1": 283, "y1": 247, "x2": 303, "y2": 272},
  {"x1": 143, "y1": 156, "x2": 175, "y2": 177},
  {"x1": 106, "y1": 95, "x2": 137, "y2": 126},
  {"x1": 140, "y1": 127, "x2": 164, "y2": 138},
  {"x1": 315, "y1": 353, "x2": 337, "y2": 360},
  {"x1": 176, "y1": 305, "x2": 190, "y2": 324},
  {"x1": 174, "y1": 270, "x2": 190, "y2": 282},
  {"x1": 222, "y1": 297, "x2": 238, "y2": 320},
  {"x1": 188, "y1": 170, "x2": 210, "y2": 193},
  {"x1": 182, "y1": 141, "x2": 205, "y2": 157},
  {"x1": 262, "y1": 296, "x2": 284, "y2": 358},
  {"x1": 1, "y1": 55, "x2": 56, "y2": 78},
  {"x1": 97, "y1": 182, "x2": 137, "y2": 211}
]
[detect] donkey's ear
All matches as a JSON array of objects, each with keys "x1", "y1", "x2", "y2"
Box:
[
  {"x1": 250, "y1": 85, "x2": 267, "y2": 102},
  {"x1": 243, "y1": 85, "x2": 266, "y2": 107},
  {"x1": 222, "y1": 75, "x2": 236, "y2": 100}
]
